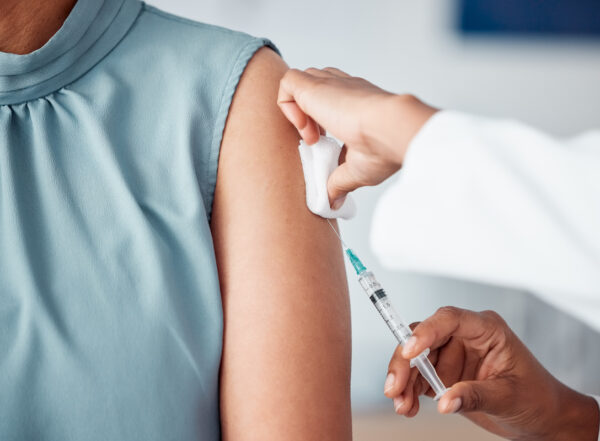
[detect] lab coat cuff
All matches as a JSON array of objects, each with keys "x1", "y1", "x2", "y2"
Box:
[{"x1": 403, "y1": 109, "x2": 478, "y2": 167}]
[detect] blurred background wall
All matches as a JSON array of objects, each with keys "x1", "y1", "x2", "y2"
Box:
[{"x1": 147, "y1": 0, "x2": 600, "y2": 413}]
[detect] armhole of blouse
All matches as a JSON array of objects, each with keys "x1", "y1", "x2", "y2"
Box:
[{"x1": 205, "y1": 37, "x2": 280, "y2": 222}]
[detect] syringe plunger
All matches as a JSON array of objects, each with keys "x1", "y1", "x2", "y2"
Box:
[{"x1": 411, "y1": 351, "x2": 448, "y2": 401}]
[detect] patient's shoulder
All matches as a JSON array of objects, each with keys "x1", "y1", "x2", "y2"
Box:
[
  {"x1": 208, "y1": 46, "x2": 290, "y2": 220},
  {"x1": 218, "y1": 47, "x2": 299, "y2": 180},
  {"x1": 139, "y1": 4, "x2": 251, "y2": 43},
  {"x1": 221, "y1": 47, "x2": 289, "y2": 138},
  {"x1": 117, "y1": 4, "x2": 279, "y2": 95},
  {"x1": 111, "y1": 5, "x2": 283, "y2": 218},
  {"x1": 212, "y1": 45, "x2": 307, "y2": 230},
  {"x1": 134, "y1": 4, "x2": 277, "y2": 61}
]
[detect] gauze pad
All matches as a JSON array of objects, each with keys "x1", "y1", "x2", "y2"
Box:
[{"x1": 298, "y1": 136, "x2": 357, "y2": 219}]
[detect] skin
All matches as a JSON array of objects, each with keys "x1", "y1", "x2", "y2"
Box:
[
  {"x1": 2, "y1": 3, "x2": 353, "y2": 438},
  {"x1": 278, "y1": 67, "x2": 437, "y2": 208},
  {"x1": 278, "y1": 67, "x2": 600, "y2": 440},
  {"x1": 385, "y1": 307, "x2": 600, "y2": 441},
  {"x1": 0, "y1": 0, "x2": 77, "y2": 54},
  {"x1": 212, "y1": 49, "x2": 352, "y2": 440}
]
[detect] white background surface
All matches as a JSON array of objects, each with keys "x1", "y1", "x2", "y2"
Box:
[{"x1": 146, "y1": 0, "x2": 600, "y2": 409}]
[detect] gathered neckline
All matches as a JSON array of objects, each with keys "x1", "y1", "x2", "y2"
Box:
[{"x1": 0, "y1": 0, "x2": 142, "y2": 105}]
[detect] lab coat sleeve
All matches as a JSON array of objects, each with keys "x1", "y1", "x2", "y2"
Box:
[{"x1": 371, "y1": 110, "x2": 600, "y2": 322}]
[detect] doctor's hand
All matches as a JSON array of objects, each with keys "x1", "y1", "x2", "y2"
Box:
[
  {"x1": 277, "y1": 67, "x2": 437, "y2": 208},
  {"x1": 384, "y1": 307, "x2": 599, "y2": 441}
]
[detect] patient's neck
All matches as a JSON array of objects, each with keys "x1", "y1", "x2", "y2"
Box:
[{"x1": 0, "y1": 0, "x2": 77, "y2": 55}]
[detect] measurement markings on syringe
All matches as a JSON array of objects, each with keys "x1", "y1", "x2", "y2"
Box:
[
  {"x1": 325, "y1": 225, "x2": 449, "y2": 400},
  {"x1": 369, "y1": 289, "x2": 387, "y2": 304}
]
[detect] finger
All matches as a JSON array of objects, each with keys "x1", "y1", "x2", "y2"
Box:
[
  {"x1": 322, "y1": 67, "x2": 352, "y2": 77},
  {"x1": 304, "y1": 67, "x2": 336, "y2": 78},
  {"x1": 386, "y1": 331, "x2": 439, "y2": 400},
  {"x1": 408, "y1": 319, "x2": 441, "y2": 394},
  {"x1": 433, "y1": 337, "x2": 466, "y2": 388},
  {"x1": 302, "y1": 116, "x2": 321, "y2": 145},
  {"x1": 405, "y1": 380, "x2": 422, "y2": 418},
  {"x1": 278, "y1": 101, "x2": 320, "y2": 144},
  {"x1": 437, "y1": 378, "x2": 513, "y2": 416},
  {"x1": 394, "y1": 348, "x2": 440, "y2": 414},
  {"x1": 414, "y1": 372, "x2": 432, "y2": 399},
  {"x1": 402, "y1": 307, "x2": 496, "y2": 359},
  {"x1": 278, "y1": 68, "x2": 316, "y2": 105},
  {"x1": 278, "y1": 69, "x2": 330, "y2": 140},
  {"x1": 394, "y1": 367, "x2": 419, "y2": 415},
  {"x1": 338, "y1": 144, "x2": 347, "y2": 165},
  {"x1": 327, "y1": 162, "x2": 363, "y2": 207},
  {"x1": 384, "y1": 345, "x2": 412, "y2": 399},
  {"x1": 386, "y1": 346, "x2": 439, "y2": 398},
  {"x1": 459, "y1": 345, "x2": 483, "y2": 382}
]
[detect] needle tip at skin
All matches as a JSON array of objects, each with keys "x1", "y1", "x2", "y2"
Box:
[{"x1": 326, "y1": 219, "x2": 348, "y2": 249}]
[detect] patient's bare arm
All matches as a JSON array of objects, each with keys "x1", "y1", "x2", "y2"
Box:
[{"x1": 211, "y1": 48, "x2": 352, "y2": 441}]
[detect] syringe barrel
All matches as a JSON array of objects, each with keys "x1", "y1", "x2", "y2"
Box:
[
  {"x1": 358, "y1": 270, "x2": 449, "y2": 401},
  {"x1": 357, "y1": 271, "x2": 412, "y2": 345}
]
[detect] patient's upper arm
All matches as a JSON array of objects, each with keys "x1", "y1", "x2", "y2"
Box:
[{"x1": 211, "y1": 48, "x2": 352, "y2": 440}]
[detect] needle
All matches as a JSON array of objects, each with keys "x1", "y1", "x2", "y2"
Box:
[{"x1": 326, "y1": 219, "x2": 348, "y2": 249}]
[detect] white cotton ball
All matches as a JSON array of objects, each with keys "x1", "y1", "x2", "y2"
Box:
[{"x1": 298, "y1": 136, "x2": 357, "y2": 220}]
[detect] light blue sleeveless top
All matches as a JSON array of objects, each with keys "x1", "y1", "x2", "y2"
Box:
[{"x1": 0, "y1": 1, "x2": 275, "y2": 439}]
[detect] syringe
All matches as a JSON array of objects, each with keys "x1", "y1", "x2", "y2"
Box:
[{"x1": 327, "y1": 221, "x2": 448, "y2": 400}]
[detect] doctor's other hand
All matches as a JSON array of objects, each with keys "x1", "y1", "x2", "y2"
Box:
[
  {"x1": 277, "y1": 67, "x2": 437, "y2": 208},
  {"x1": 384, "y1": 307, "x2": 600, "y2": 441}
]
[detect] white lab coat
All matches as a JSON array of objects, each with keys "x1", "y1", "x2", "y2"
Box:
[{"x1": 370, "y1": 110, "x2": 600, "y2": 438}]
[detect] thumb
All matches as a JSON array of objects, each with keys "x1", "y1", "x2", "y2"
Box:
[
  {"x1": 438, "y1": 379, "x2": 512, "y2": 416},
  {"x1": 327, "y1": 162, "x2": 362, "y2": 208}
]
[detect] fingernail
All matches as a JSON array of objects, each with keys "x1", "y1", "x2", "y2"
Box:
[
  {"x1": 384, "y1": 372, "x2": 395, "y2": 393},
  {"x1": 393, "y1": 396, "x2": 404, "y2": 413},
  {"x1": 445, "y1": 398, "x2": 462, "y2": 414},
  {"x1": 331, "y1": 196, "x2": 346, "y2": 210},
  {"x1": 402, "y1": 336, "x2": 417, "y2": 357}
]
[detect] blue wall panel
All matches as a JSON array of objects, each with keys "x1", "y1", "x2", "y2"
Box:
[{"x1": 459, "y1": 0, "x2": 600, "y2": 35}]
